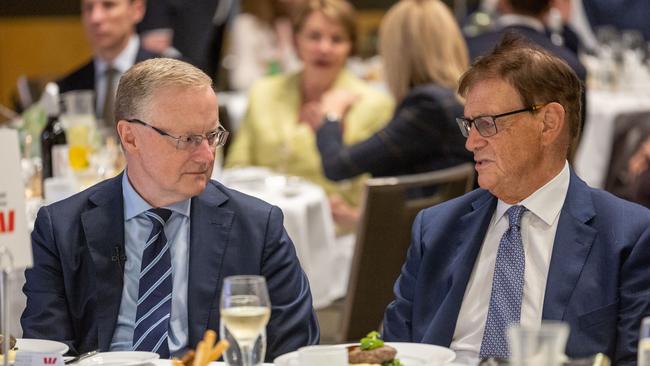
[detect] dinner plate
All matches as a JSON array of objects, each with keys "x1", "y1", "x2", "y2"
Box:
[
  {"x1": 75, "y1": 351, "x2": 159, "y2": 366},
  {"x1": 0, "y1": 339, "x2": 69, "y2": 364},
  {"x1": 15, "y1": 338, "x2": 69, "y2": 354},
  {"x1": 273, "y1": 342, "x2": 455, "y2": 366}
]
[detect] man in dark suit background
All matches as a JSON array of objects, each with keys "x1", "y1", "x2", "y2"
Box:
[
  {"x1": 138, "y1": 0, "x2": 233, "y2": 80},
  {"x1": 465, "y1": 0, "x2": 585, "y2": 77},
  {"x1": 57, "y1": 0, "x2": 159, "y2": 128},
  {"x1": 383, "y1": 35, "x2": 650, "y2": 365},
  {"x1": 22, "y1": 58, "x2": 319, "y2": 360}
]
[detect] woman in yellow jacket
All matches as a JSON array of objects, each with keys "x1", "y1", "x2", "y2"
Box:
[{"x1": 225, "y1": 0, "x2": 394, "y2": 209}]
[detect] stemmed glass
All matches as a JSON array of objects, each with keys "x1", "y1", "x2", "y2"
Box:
[
  {"x1": 639, "y1": 317, "x2": 650, "y2": 366},
  {"x1": 220, "y1": 275, "x2": 271, "y2": 366}
]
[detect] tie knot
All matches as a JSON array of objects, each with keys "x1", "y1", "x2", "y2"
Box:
[
  {"x1": 105, "y1": 66, "x2": 118, "y2": 77},
  {"x1": 506, "y1": 205, "x2": 526, "y2": 230},
  {"x1": 145, "y1": 208, "x2": 172, "y2": 226}
]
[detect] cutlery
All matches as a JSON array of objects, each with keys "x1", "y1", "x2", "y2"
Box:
[{"x1": 64, "y1": 350, "x2": 99, "y2": 364}]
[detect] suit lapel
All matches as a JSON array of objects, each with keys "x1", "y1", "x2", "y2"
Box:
[
  {"x1": 423, "y1": 192, "x2": 497, "y2": 345},
  {"x1": 187, "y1": 182, "x2": 234, "y2": 347},
  {"x1": 81, "y1": 174, "x2": 125, "y2": 351},
  {"x1": 542, "y1": 171, "x2": 597, "y2": 320}
]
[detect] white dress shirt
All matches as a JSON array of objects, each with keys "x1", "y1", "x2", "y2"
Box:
[
  {"x1": 94, "y1": 35, "x2": 140, "y2": 118},
  {"x1": 450, "y1": 161, "x2": 570, "y2": 365},
  {"x1": 497, "y1": 14, "x2": 546, "y2": 33}
]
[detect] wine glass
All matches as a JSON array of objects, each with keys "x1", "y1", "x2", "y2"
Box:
[
  {"x1": 220, "y1": 275, "x2": 271, "y2": 366},
  {"x1": 639, "y1": 316, "x2": 650, "y2": 366}
]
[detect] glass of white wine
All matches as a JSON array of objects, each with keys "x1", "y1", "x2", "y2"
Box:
[
  {"x1": 639, "y1": 316, "x2": 650, "y2": 366},
  {"x1": 220, "y1": 275, "x2": 271, "y2": 366}
]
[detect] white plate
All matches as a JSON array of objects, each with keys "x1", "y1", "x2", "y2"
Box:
[
  {"x1": 274, "y1": 342, "x2": 455, "y2": 366},
  {"x1": 75, "y1": 351, "x2": 159, "y2": 366},
  {"x1": 16, "y1": 338, "x2": 69, "y2": 354}
]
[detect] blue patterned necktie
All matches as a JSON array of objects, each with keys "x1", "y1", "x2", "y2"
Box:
[
  {"x1": 132, "y1": 208, "x2": 173, "y2": 357},
  {"x1": 479, "y1": 205, "x2": 527, "y2": 359}
]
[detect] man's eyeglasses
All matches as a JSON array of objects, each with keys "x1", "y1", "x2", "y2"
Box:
[
  {"x1": 456, "y1": 103, "x2": 548, "y2": 138},
  {"x1": 126, "y1": 118, "x2": 229, "y2": 150}
]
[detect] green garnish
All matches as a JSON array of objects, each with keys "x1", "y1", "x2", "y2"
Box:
[
  {"x1": 360, "y1": 331, "x2": 384, "y2": 350},
  {"x1": 382, "y1": 359, "x2": 404, "y2": 366}
]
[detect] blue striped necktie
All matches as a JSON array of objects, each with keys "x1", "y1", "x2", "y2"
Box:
[
  {"x1": 132, "y1": 208, "x2": 173, "y2": 357},
  {"x1": 479, "y1": 205, "x2": 527, "y2": 359}
]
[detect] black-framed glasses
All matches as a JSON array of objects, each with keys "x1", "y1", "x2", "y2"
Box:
[
  {"x1": 456, "y1": 103, "x2": 548, "y2": 138},
  {"x1": 126, "y1": 118, "x2": 229, "y2": 150}
]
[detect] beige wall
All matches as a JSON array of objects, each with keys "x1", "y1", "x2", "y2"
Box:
[{"x1": 0, "y1": 16, "x2": 91, "y2": 111}]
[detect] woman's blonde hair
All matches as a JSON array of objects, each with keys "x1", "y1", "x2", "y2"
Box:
[{"x1": 379, "y1": 0, "x2": 469, "y2": 101}]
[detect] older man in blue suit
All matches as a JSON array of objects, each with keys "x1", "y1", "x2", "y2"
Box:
[
  {"x1": 383, "y1": 35, "x2": 650, "y2": 365},
  {"x1": 22, "y1": 58, "x2": 319, "y2": 360}
]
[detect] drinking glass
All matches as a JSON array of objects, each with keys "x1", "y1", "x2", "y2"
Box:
[
  {"x1": 639, "y1": 317, "x2": 650, "y2": 366},
  {"x1": 220, "y1": 275, "x2": 271, "y2": 366},
  {"x1": 507, "y1": 321, "x2": 569, "y2": 366},
  {"x1": 60, "y1": 90, "x2": 96, "y2": 171}
]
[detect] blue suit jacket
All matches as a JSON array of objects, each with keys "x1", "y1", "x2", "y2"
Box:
[
  {"x1": 21, "y1": 173, "x2": 319, "y2": 360},
  {"x1": 383, "y1": 170, "x2": 650, "y2": 364}
]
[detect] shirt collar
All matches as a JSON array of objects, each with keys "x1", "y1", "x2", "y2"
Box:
[
  {"x1": 494, "y1": 161, "x2": 570, "y2": 226},
  {"x1": 122, "y1": 169, "x2": 191, "y2": 220},
  {"x1": 94, "y1": 35, "x2": 140, "y2": 75},
  {"x1": 497, "y1": 14, "x2": 546, "y2": 33}
]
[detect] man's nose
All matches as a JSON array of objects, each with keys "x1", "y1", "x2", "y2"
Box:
[
  {"x1": 193, "y1": 138, "x2": 216, "y2": 162},
  {"x1": 87, "y1": 5, "x2": 106, "y2": 23},
  {"x1": 465, "y1": 125, "x2": 485, "y2": 152}
]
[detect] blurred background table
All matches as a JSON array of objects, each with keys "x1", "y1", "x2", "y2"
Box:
[
  {"x1": 574, "y1": 89, "x2": 650, "y2": 187},
  {"x1": 219, "y1": 167, "x2": 352, "y2": 309}
]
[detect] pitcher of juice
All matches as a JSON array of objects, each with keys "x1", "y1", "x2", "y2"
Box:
[{"x1": 60, "y1": 90, "x2": 96, "y2": 170}]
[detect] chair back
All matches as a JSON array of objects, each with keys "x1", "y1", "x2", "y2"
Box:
[
  {"x1": 339, "y1": 163, "x2": 475, "y2": 342},
  {"x1": 604, "y1": 111, "x2": 650, "y2": 199}
]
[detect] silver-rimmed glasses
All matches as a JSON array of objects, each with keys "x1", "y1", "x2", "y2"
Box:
[
  {"x1": 126, "y1": 118, "x2": 229, "y2": 150},
  {"x1": 456, "y1": 103, "x2": 548, "y2": 138}
]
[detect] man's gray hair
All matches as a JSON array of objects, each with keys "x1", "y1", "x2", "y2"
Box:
[{"x1": 115, "y1": 57, "x2": 213, "y2": 121}]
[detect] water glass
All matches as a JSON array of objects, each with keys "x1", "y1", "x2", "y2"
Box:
[
  {"x1": 60, "y1": 90, "x2": 96, "y2": 171},
  {"x1": 220, "y1": 275, "x2": 271, "y2": 366},
  {"x1": 638, "y1": 316, "x2": 650, "y2": 366},
  {"x1": 507, "y1": 321, "x2": 569, "y2": 366}
]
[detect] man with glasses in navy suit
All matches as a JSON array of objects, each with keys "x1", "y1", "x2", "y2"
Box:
[
  {"x1": 383, "y1": 35, "x2": 650, "y2": 365},
  {"x1": 23, "y1": 58, "x2": 319, "y2": 360}
]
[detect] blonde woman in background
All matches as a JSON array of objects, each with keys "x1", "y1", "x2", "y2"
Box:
[
  {"x1": 307, "y1": 0, "x2": 472, "y2": 227},
  {"x1": 226, "y1": 0, "x2": 394, "y2": 211}
]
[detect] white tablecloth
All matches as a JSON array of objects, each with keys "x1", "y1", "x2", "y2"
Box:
[
  {"x1": 575, "y1": 89, "x2": 650, "y2": 188},
  {"x1": 220, "y1": 168, "x2": 352, "y2": 309}
]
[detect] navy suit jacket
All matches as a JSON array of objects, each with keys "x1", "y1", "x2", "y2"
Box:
[
  {"x1": 315, "y1": 84, "x2": 472, "y2": 181},
  {"x1": 383, "y1": 170, "x2": 650, "y2": 364},
  {"x1": 21, "y1": 173, "x2": 319, "y2": 360},
  {"x1": 57, "y1": 46, "x2": 158, "y2": 94}
]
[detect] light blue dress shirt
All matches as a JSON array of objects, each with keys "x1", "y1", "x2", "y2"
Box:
[{"x1": 110, "y1": 172, "x2": 190, "y2": 355}]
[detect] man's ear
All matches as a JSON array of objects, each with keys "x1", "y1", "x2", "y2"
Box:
[
  {"x1": 131, "y1": 0, "x2": 146, "y2": 25},
  {"x1": 540, "y1": 102, "x2": 565, "y2": 147},
  {"x1": 117, "y1": 120, "x2": 137, "y2": 153}
]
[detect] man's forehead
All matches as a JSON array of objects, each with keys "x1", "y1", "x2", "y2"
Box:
[{"x1": 464, "y1": 78, "x2": 521, "y2": 114}]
